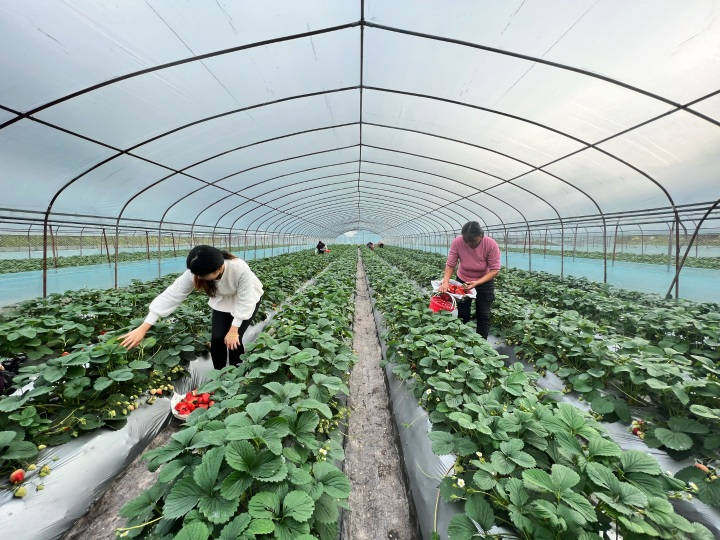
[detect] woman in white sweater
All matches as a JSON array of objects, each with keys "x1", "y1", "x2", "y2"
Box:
[{"x1": 120, "y1": 245, "x2": 264, "y2": 369}]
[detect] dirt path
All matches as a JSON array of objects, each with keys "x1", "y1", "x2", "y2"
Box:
[
  {"x1": 61, "y1": 420, "x2": 182, "y2": 540},
  {"x1": 342, "y1": 257, "x2": 418, "y2": 540}
]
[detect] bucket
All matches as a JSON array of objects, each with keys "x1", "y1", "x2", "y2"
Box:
[{"x1": 429, "y1": 292, "x2": 456, "y2": 313}]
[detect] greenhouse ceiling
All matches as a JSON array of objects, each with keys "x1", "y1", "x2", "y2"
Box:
[{"x1": 1, "y1": 0, "x2": 719, "y2": 239}]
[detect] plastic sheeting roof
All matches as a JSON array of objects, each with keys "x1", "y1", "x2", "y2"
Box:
[{"x1": 1, "y1": 0, "x2": 719, "y2": 238}]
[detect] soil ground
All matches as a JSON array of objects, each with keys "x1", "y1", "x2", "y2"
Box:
[
  {"x1": 341, "y1": 258, "x2": 418, "y2": 539},
  {"x1": 61, "y1": 420, "x2": 182, "y2": 539},
  {"x1": 61, "y1": 257, "x2": 417, "y2": 539}
]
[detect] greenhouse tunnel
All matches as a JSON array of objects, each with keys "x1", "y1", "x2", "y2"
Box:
[{"x1": 2, "y1": 1, "x2": 720, "y2": 539}]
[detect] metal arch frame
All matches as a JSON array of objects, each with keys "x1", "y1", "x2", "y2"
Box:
[
  {"x1": 231, "y1": 173, "x2": 477, "y2": 235},
  {"x1": 16, "y1": 21, "x2": 709, "y2": 224},
  {"x1": 165, "y1": 143, "x2": 360, "y2": 237},
  {"x1": 235, "y1": 184, "x2": 452, "y2": 239},
  {"x1": 252, "y1": 172, "x2": 484, "y2": 233},
  {"x1": 14, "y1": 17, "x2": 719, "y2": 292},
  {"x1": 249, "y1": 191, "x2": 451, "y2": 239},
  {"x1": 263, "y1": 191, "x2": 455, "y2": 240},
  {"x1": 271, "y1": 203, "x2": 448, "y2": 248},
  {"x1": 200, "y1": 170, "x2": 359, "y2": 234},
  {"x1": 37, "y1": 81, "x2": 675, "y2": 240}
]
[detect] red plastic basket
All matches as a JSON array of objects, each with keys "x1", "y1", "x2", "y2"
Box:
[{"x1": 429, "y1": 292, "x2": 456, "y2": 313}]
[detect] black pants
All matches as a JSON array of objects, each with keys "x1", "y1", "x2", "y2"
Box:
[
  {"x1": 210, "y1": 302, "x2": 260, "y2": 369},
  {"x1": 456, "y1": 279, "x2": 495, "y2": 339}
]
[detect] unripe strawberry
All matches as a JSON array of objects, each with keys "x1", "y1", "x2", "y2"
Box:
[
  {"x1": 37, "y1": 444, "x2": 47, "y2": 450},
  {"x1": 14, "y1": 486, "x2": 28, "y2": 498},
  {"x1": 27, "y1": 464, "x2": 37, "y2": 471},
  {"x1": 36, "y1": 484, "x2": 44, "y2": 491},
  {"x1": 9, "y1": 469, "x2": 25, "y2": 484},
  {"x1": 695, "y1": 463, "x2": 711, "y2": 473}
]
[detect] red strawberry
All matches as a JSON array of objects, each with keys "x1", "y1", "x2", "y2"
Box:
[
  {"x1": 632, "y1": 428, "x2": 640, "y2": 435},
  {"x1": 695, "y1": 463, "x2": 711, "y2": 474},
  {"x1": 208, "y1": 401, "x2": 215, "y2": 407},
  {"x1": 197, "y1": 404, "x2": 209, "y2": 409},
  {"x1": 199, "y1": 393, "x2": 210, "y2": 404},
  {"x1": 61, "y1": 352, "x2": 70, "y2": 356},
  {"x1": 9, "y1": 469, "x2": 25, "y2": 484}
]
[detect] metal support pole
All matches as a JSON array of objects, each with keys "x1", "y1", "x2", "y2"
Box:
[
  {"x1": 102, "y1": 228, "x2": 111, "y2": 264},
  {"x1": 611, "y1": 222, "x2": 619, "y2": 264}
]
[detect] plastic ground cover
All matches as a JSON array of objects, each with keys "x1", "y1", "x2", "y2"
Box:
[{"x1": 493, "y1": 341, "x2": 720, "y2": 539}]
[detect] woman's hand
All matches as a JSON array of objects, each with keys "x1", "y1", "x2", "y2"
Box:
[
  {"x1": 119, "y1": 324, "x2": 150, "y2": 349},
  {"x1": 225, "y1": 330, "x2": 240, "y2": 351},
  {"x1": 438, "y1": 281, "x2": 449, "y2": 293}
]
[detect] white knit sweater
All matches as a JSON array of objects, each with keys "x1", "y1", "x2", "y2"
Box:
[{"x1": 144, "y1": 258, "x2": 264, "y2": 327}]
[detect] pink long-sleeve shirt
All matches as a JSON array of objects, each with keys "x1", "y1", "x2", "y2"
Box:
[{"x1": 446, "y1": 236, "x2": 501, "y2": 282}]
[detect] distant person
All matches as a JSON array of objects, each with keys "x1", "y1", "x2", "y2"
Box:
[
  {"x1": 438, "y1": 221, "x2": 501, "y2": 339},
  {"x1": 120, "y1": 245, "x2": 263, "y2": 370},
  {"x1": 366, "y1": 242, "x2": 375, "y2": 250},
  {"x1": 378, "y1": 242, "x2": 385, "y2": 248},
  {"x1": 316, "y1": 240, "x2": 328, "y2": 254}
]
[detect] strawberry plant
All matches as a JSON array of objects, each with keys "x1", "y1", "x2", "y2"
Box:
[
  {"x1": 116, "y1": 249, "x2": 358, "y2": 539},
  {"x1": 364, "y1": 248, "x2": 714, "y2": 538}
]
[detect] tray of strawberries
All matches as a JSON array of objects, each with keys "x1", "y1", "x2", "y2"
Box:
[
  {"x1": 431, "y1": 279, "x2": 477, "y2": 299},
  {"x1": 171, "y1": 389, "x2": 215, "y2": 420}
]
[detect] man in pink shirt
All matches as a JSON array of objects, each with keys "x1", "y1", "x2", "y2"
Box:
[{"x1": 439, "y1": 221, "x2": 501, "y2": 339}]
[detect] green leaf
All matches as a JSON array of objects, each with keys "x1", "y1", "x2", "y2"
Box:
[
  {"x1": 283, "y1": 490, "x2": 315, "y2": 522},
  {"x1": 667, "y1": 416, "x2": 709, "y2": 434},
  {"x1": 654, "y1": 428, "x2": 694, "y2": 451},
  {"x1": 472, "y1": 464, "x2": 497, "y2": 491},
  {"x1": 689, "y1": 404, "x2": 720, "y2": 420},
  {"x1": 93, "y1": 377, "x2": 113, "y2": 391},
  {"x1": 247, "y1": 518, "x2": 275, "y2": 534},
  {"x1": 219, "y1": 514, "x2": 251, "y2": 540},
  {"x1": 194, "y1": 446, "x2": 224, "y2": 491},
  {"x1": 313, "y1": 461, "x2": 350, "y2": 499},
  {"x1": 447, "y1": 514, "x2": 481, "y2": 540},
  {"x1": 42, "y1": 365, "x2": 68, "y2": 383},
  {"x1": 620, "y1": 450, "x2": 662, "y2": 475},
  {"x1": 198, "y1": 490, "x2": 240, "y2": 524},
  {"x1": 588, "y1": 437, "x2": 622, "y2": 458},
  {"x1": 119, "y1": 484, "x2": 164, "y2": 519},
  {"x1": 108, "y1": 368, "x2": 133, "y2": 381},
  {"x1": 563, "y1": 491, "x2": 597, "y2": 523},
  {"x1": 428, "y1": 430, "x2": 455, "y2": 455},
  {"x1": 506, "y1": 477, "x2": 529, "y2": 506},
  {"x1": 3, "y1": 440, "x2": 38, "y2": 460},
  {"x1": 221, "y1": 471, "x2": 253, "y2": 500},
  {"x1": 313, "y1": 493, "x2": 340, "y2": 524},
  {"x1": 522, "y1": 468, "x2": 555, "y2": 494},
  {"x1": 466, "y1": 494, "x2": 495, "y2": 531},
  {"x1": 273, "y1": 518, "x2": 311, "y2": 540},
  {"x1": 586, "y1": 462, "x2": 619, "y2": 491},
  {"x1": 288, "y1": 464, "x2": 313, "y2": 486},
  {"x1": 163, "y1": 477, "x2": 204, "y2": 519},
  {"x1": 591, "y1": 396, "x2": 615, "y2": 414},
  {"x1": 174, "y1": 521, "x2": 210, "y2": 540},
  {"x1": 248, "y1": 491, "x2": 280, "y2": 519},
  {"x1": 0, "y1": 430, "x2": 17, "y2": 448},
  {"x1": 554, "y1": 431, "x2": 583, "y2": 457}
]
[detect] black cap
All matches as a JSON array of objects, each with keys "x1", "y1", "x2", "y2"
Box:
[{"x1": 186, "y1": 245, "x2": 225, "y2": 276}]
